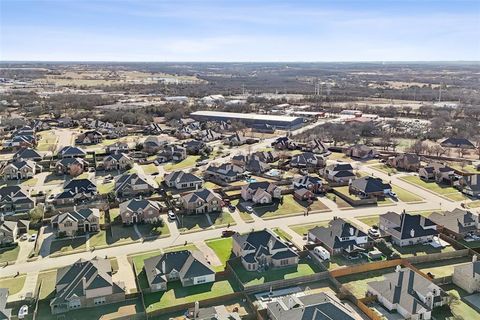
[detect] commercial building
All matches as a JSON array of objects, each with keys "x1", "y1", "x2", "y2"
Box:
[{"x1": 190, "y1": 111, "x2": 304, "y2": 130}]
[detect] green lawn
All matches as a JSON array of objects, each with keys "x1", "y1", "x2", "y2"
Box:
[
  {"x1": 0, "y1": 245, "x2": 20, "y2": 263},
  {"x1": 36, "y1": 131, "x2": 58, "y2": 152},
  {"x1": 467, "y1": 200, "x2": 480, "y2": 208},
  {"x1": 357, "y1": 215, "x2": 379, "y2": 227},
  {"x1": 206, "y1": 238, "x2": 233, "y2": 271},
  {"x1": 36, "y1": 270, "x2": 57, "y2": 299},
  {"x1": 21, "y1": 178, "x2": 38, "y2": 187},
  {"x1": 254, "y1": 195, "x2": 306, "y2": 219},
  {"x1": 416, "y1": 257, "x2": 472, "y2": 278},
  {"x1": 109, "y1": 208, "x2": 120, "y2": 222},
  {"x1": 0, "y1": 274, "x2": 26, "y2": 295},
  {"x1": 338, "y1": 267, "x2": 395, "y2": 298},
  {"x1": 325, "y1": 192, "x2": 352, "y2": 209},
  {"x1": 400, "y1": 175, "x2": 468, "y2": 201},
  {"x1": 49, "y1": 237, "x2": 87, "y2": 255},
  {"x1": 392, "y1": 242, "x2": 456, "y2": 258},
  {"x1": 449, "y1": 164, "x2": 480, "y2": 174},
  {"x1": 371, "y1": 164, "x2": 397, "y2": 175},
  {"x1": 164, "y1": 156, "x2": 201, "y2": 171},
  {"x1": 144, "y1": 279, "x2": 238, "y2": 313},
  {"x1": 238, "y1": 210, "x2": 255, "y2": 223},
  {"x1": 177, "y1": 211, "x2": 235, "y2": 233},
  {"x1": 204, "y1": 181, "x2": 220, "y2": 189},
  {"x1": 272, "y1": 227, "x2": 293, "y2": 241},
  {"x1": 290, "y1": 220, "x2": 329, "y2": 236},
  {"x1": 392, "y1": 185, "x2": 423, "y2": 203},
  {"x1": 376, "y1": 197, "x2": 395, "y2": 206},
  {"x1": 136, "y1": 223, "x2": 170, "y2": 239},
  {"x1": 140, "y1": 164, "x2": 158, "y2": 175},
  {"x1": 433, "y1": 285, "x2": 480, "y2": 320},
  {"x1": 98, "y1": 181, "x2": 115, "y2": 194},
  {"x1": 334, "y1": 186, "x2": 363, "y2": 201},
  {"x1": 231, "y1": 258, "x2": 321, "y2": 286}
]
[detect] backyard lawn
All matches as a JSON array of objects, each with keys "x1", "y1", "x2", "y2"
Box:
[
  {"x1": 416, "y1": 256, "x2": 471, "y2": 278},
  {"x1": 254, "y1": 195, "x2": 306, "y2": 219},
  {"x1": 164, "y1": 156, "x2": 201, "y2": 171},
  {"x1": 290, "y1": 220, "x2": 330, "y2": 236},
  {"x1": 205, "y1": 238, "x2": 233, "y2": 271},
  {"x1": 98, "y1": 181, "x2": 115, "y2": 194},
  {"x1": 140, "y1": 164, "x2": 158, "y2": 175},
  {"x1": 231, "y1": 258, "x2": 321, "y2": 286},
  {"x1": 433, "y1": 285, "x2": 480, "y2": 320},
  {"x1": 338, "y1": 267, "x2": 396, "y2": 298},
  {"x1": 143, "y1": 279, "x2": 238, "y2": 313},
  {"x1": 0, "y1": 274, "x2": 26, "y2": 295},
  {"x1": 392, "y1": 242, "x2": 456, "y2": 258},
  {"x1": 0, "y1": 245, "x2": 20, "y2": 263}
]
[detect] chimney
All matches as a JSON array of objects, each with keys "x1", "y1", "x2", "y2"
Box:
[
  {"x1": 162, "y1": 260, "x2": 166, "y2": 274},
  {"x1": 82, "y1": 277, "x2": 87, "y2": 295},
  {"x1": 395, "y1": 265, "x2": 401, "y2": 273},
  {"x1": 473, "y1": 255, "x2": 478, "y2": 263}
]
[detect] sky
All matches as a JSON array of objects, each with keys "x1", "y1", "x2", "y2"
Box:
[{"x1": 0, "y1": 0, "x2": 479, "y2": 62}]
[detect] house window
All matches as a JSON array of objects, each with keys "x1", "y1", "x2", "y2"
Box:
[
  {"x1": 94, "y1": 297, "x2": 106, "y2": 305},
  {"x1": 280, "y1": 259, "x2": 289, "y2": 266},
  {"x1": 64, "y1": 221, "x2": 72, "y2": 227},
  {"x1": 196, "y1": 277, "x2": 206, "y2": 284}
]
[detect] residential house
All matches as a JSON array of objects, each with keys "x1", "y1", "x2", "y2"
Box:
[
  {"x1": 387, "y1": 153, "x2": 421, "y2": 171},
  {"x1": 57, "y1": 146, "x2": 86, "y2": 159},
  {"x1": 119, "y1": 199, "x2": 163, "y2": 224},
  {"x1": 251, "y1": 151, "x2": 279, "y2": 164},
  {"x1": 51, "y1": 208, "x2": 100, "y2": 236},
  {"x1": 13, "y1": 147, "x2": 42, "y2": 161},
  {"x1": 143, "y1": 250, "x2": 215, "y2": 292},
  {"x1": 456, "y1": 174, "x2": 480, "y2": 198},
  {"x1": 2, "y1": 160, "x2": 38, "y2": 180},
  {"x1": 143, "y1": 123, "x2": 163, "y2": 135},
  {"x1": 271, "y1": 137, "x2": 297, "y2": 150},
  {"x1": 55, "y1": 158, "x2": 87, "y2": 176},
  {"x1": 143, "y1": 136, "x2": 167, "y2": 154},
  {"x1": 115, "y1": 173, "x2": 156, "y2": 199},
  {"x1": 293, "y1": 188, "x2": 315, "y2": 201},
  {"x1": 0, "y1": 186, "x2": 35, "y2": 214},
  {"x1": 323, "y1": 163, "x2": 355, "y2": 183},
  {"x1": 308, "y1": 217, "x2": 373, "y2": 256},
  {"x1": 196, "y1": 129, "x2": 222, "y2": 142},
  {"x1": 50, "y1": 257, "x2": 125, "y2": 314},
  {"x1": 103, "y1": 153, "x2": 133, "y2": 171},
  {"x1": 241, "y1": 181, "x2": 282, "y2": 204},
  {"x1": 164, "y1": 171, "x2": 203, "y2": 190},
  {"x1": 344, "y1": 144, "x2": 378, "y2": 159},
  {"x1": 205, "y1": 163, "x2": 244, "y2": 182},
  {"x1": 266, "y1": 292, "x2": 359, "y2": 320},
  {"x1": 187, "y1": 304, "x2": 240, "y2": 320},
  {"x1": 183, "y1": 140, "x2": 210, "y2": 155},
  {"x1": 75, "y1": 130, "x2": 103, "y2": 145},
  {"x1": 180, "y1": 189, "x2": 222, "y2": 215},
  {"x1": 0, "y1": 219, "x2": 29, "y2": 245},
  {"x1": 441, "y1": 137, "x2": 475, "y2": 149},
  {"x1": 157, "y1": 145, "x2": 187, "y2": 163},
  {"x1": 290, "y1": 152, "x2": 324, "y2": 168},
  {"x1": 292, "y1": 175, "x2": 323, "y2": 193},
  {"x1": 452, "y1": 255, "x2": 480, "y2": 294},
  {"x1": 301, "y1": 138, "x2": 329, "y2": 154},
  {"x1": 232, "y1": 229, "x2": 299, "y2": 271},
  {"x1": 224, "y1": 132, "x2": 247, "y2": 146},
  {"x1": 0, "y1": 288, "x2": 12, "y2": 320},
  {"x1": 53, "y1": 179, "x2": 97, "y2": 206},
  {"x1": 429, "y1": 208, "x2": 479, "y2": 240},
  {"x1": 105, "y1": 141, "x2": 129, "y2": 154},
  {"x1": 419, "y1": 163, "x2": 455, "y2": 184},
  {"x1": 367, "y1": 267, "x2": 448, "y2": 320},
  {"x1": 379, "y1": 211, "x2": 438, "y2": 247},
  {"x1": 349, "y1": 176, "x2": 392, "y2": 199}
]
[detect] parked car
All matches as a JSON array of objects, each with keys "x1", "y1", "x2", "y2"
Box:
[
  {"x1": 222, "y1": 230, "x2": 236, "y2": 237},
  {"x1": 18, "y1": 305, "x2": 28, "y2": 319},
  {"x1": 20, "y1": 234, "x2": 28, "y2": 241},
  {"x1": 29, "y1": 234, "x2": 37, "y2": 242},
  {"x1": 167, "y1": 210, "x2": 176, "y2": 221},
  {"x1": 245, "y1": 206, "x2": 254, "y2": 213},
  {"x1": 388, "y1": 191, "x2": 397, "y2": 198},
  {"x1": 368, "y1": 228, "x2": 380, "y2": 238},
  {"x1": 228, "y1": 205, "x2": 236, "y2": 212}
]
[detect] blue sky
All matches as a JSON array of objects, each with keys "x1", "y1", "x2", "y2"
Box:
[{"x1": 1, "y1": 0, "x2": 479, "y2": 61}]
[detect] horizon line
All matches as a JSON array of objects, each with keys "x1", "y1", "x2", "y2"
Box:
[{"x1": 1, "y1": 60, "x2": 479, "y2": 64}]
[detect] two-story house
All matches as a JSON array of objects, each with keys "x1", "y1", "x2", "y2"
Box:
[
  {"x1": 241, "y1": 182, "x2": 282, "y2": 204},
  {"x1": 0, "y1": 186, "x2": 35, "y2": 214},
  {"x1": 290, "y1": 152, "x2": 325, "y2": 169},
  {"x1": 2, "y1": 160, "x2": 38, "y2": 180},
  {"x1": 387, "y1": 153, "x2": 421, "y2": 171},
  {"x1": 51, "y1": 208, "x2": 100, "y2": 236},
  {"x1": 180, "y1": 189, "x2": 222, "y2": 215},
  {"x1": 452, "y1": 255, "x2": 480, "y2": 294},
  {"x1": 205, "y1": 163, "x2": 244, "y2": 182},
  {"x1": 429, "y1": 208, "x2": 479, "y2": 240},
  {"x1": 55, "y1": 158, "x2": 88, "y2": 176},
  {"x1": 349, "y1": 176, "x2": 392, "y2": 199},
  {"x1": 164, "y1": 171, "x2": 203, "y2": 190},
  {"x1": 114, "y1": 173, "x2": 156, "y2": 199},
  {"x1": 103, "y1": 153, "x2": 133, "y2": 171},
  {"x1": 323, "y1": 163, "x2": 355, "y2": 183},
  {"x1": 379, "y1": 211, "x2": 438, "y2": 247},
  {"x1": 119, "y1": 199, "x2": 163, "y2": 224}
]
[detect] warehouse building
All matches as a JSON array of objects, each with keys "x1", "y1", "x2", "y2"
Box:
[{"x1": 190, "y1": 111, "x2": 304, "y2": 130}]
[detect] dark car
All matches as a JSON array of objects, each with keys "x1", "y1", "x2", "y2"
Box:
[{"x1": 222, "y1": 230, "x2": 236, "y2": 237}]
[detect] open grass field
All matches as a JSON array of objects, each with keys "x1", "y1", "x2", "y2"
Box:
[
  {"x1": 164, "y1": 155, "x2": 200, "y2": 171},
  {"x1": 392, "y1": 242, "x2": 456, "y2": 258},
  {"x1": 231, "y1": 258, "x2": 321, "y2": 286},
  {"x1": 205, "y1": 238, "x2": 233, "y2": 271},
  {"x1": 289, "y1": 220, "x2": 329, "y2": 236},
  {"x1": 400, "y1": 175, "x2": 469, "y2": 201},
  {"x1": 0, "y1": 245, "x2": 20, "y2": 263},
  {"x1": 0, "y1": 274, "x2": 26, "y2": 295}
]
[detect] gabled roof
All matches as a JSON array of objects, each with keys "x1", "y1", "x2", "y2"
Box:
[
  {"x1": 232, "y1": 229, "x2": 295, "y2": 259},
  {"x1": 441, "y1": 137, "x2": 475, "y2": 148},
  {"x1": 58, "y1": 146, "x2": 86, "y2": 157},
  {"x1": 52, "y1": 208, "x2": 100, "y2": 224},
  {"x1": 326, "y1": 163, "x2": 353, "y2": 172},
  {"x1": 13, "y1": 147, "x2": 42, "y2": 160},
  {"x1": 164, "y1": 171, "x2": 203, "y2": 184},
  {"x1": 429, "y1": 209, "x2": 478, "y2": 234},
  {"x1": 368, "y1": 268, "x2": 445, "y2": 315},
  {"x1": 120, "y1": 198, "x2": 161, "y2": 213},
  {"x1": 380, "y1": 212, "x2": 438, "y2": 240},
  {"x1": 350, "y1": 176, "x2": 391, "y2": 193},
  {"x1": 182, "y1": 188, "x2": 220, "y2": 203},
  {"x1": 309, "y1": 218, "x2": 367, "y2": 250}
]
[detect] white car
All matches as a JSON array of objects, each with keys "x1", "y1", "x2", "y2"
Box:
[
  {"x1": 368, "y1": 228, "x2": 380, "y2": 238},
  {"x1": 18, "y1": 305, "x2": 28, "y2": 319},
  {"x1": 245, "y1": 206, "x2": 254, "y2": 213},
  {"x1": 29, "y1": 234, "x2": 37, "y2": 242},
  {"x1": 167, "y1": 210, "x2": 176, "y2": 221},
  {"x1": 20, "y1": 234, "x2": 29, "y2": 241}
]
